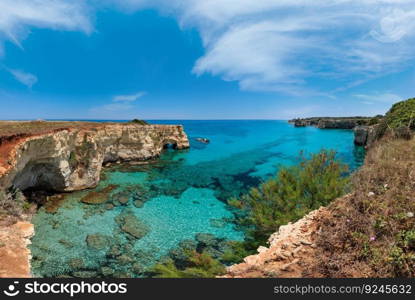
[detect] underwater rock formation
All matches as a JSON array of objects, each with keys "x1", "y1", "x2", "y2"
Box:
[{"x1": 0, "y1": 123, "x2": 189, "y2": 194}]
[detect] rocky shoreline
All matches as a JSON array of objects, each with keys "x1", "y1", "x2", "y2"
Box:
[
  {"x1": 288, "y1": 117, "x2": 381, "y2": 147},
  {"x1": 0, "y1": 122, "x2": 190, "y2": 278}
]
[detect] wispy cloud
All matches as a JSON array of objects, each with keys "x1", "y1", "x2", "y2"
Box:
[
  {"x1": 106, "y1": 0, "x2": 415, "y2": 94},
  {"x1": 0, "y1": 0, "x2": 92, "y2": 55},
  {"x1": 113, "y1": 92, "x2": 146, "y2": 102},
  {"x1": 90, "y1": 91, "x2": 146, "y2": 116},
  {"x1": 2, "y1": 0, "x2": 415, "y2": 96},
  {"x1": 354, "y1": 92, "x2": 402, "y2": 105},
  {"x1": 9, "y1": 69, "x2": 37, "y2": 88}
]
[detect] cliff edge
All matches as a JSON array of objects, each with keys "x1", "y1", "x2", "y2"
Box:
[{"x1": 0, "y1": 122, "x2": 189, "y2": 193}]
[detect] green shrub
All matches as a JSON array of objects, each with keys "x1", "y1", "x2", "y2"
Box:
[
  {"x1": 130, "y1": 119, "x2": 148, "y2": 125},
  {"x1": 236, "y1": 150, "x2": 348, "y2": 245},
  {"x1": 150, "y1": 251, "x2": 226, "y2": 278},
  {"x1": 385, "y1": 98, "x2": 415, "y2": 129}
]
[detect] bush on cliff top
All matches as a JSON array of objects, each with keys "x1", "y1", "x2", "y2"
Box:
[
  {"x1": 385, "y1": 98, "x2": 415, "y2": 129},
  {"x1": 130, "y1": 119, "x2": 148, "y2": 125},
  {"x1": 228, "y1": 150, "x2": 349, "y2": 256}
]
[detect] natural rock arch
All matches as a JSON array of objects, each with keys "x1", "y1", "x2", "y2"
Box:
[
  {"x1": 161, "y1": 138, "x2": 179, "y2": 150},
  {"x1": 12, "y1": 160, "x2": 67, "y2": 191}
]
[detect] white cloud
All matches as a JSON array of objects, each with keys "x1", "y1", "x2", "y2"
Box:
[
  {"x1": 0, "y1": 0, "x2": 92, "y2": 55},
  {"x1": 90, "y1": 91, "x2": 146, "y2": 116},
  {"x1": 354, "y1": 92, "x2": 402, "y2": 105},
  {"x1": 3, "y1": 0, "x2": 415, "y2": 95},
  {"x1": 9, "y1": 69, "x2": 38, "y2": 88},
  {"x1": 113, "y1": 92, "x2": 146, "y2": 102},
  {"x1": 110, "y1": 0, "x2": 415, "y2": 94}
]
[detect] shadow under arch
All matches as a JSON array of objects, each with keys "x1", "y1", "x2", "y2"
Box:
[
  {"x1": 12, "y1": 160, "x2": 67, "y2": 192},
  {"x1": 161, "y1": 138, "x2": 179, "y2": 150}
]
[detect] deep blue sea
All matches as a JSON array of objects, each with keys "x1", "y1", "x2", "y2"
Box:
[{"x1": 29, "y1": 120, "x2": 364, "y2": 277}]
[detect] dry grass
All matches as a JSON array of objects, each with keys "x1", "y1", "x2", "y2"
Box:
[
  {"x1": 0, "y1": 121, "x2": 120, "y2": 141},
  {"x1": 314, "y1": 136, "x2": 415, "y2": 277}
]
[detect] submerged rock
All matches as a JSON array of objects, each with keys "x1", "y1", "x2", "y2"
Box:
[
  {"x1": 59, "y1": 239, "x2": 74, "y2": 248},
  {"x1": 86, "y1": 234, "x2": 109, "y2": 251},
  {"x1": 133, "y1": 199, "x2": 144, "y2": 208},
  {"x1": 115, "y1": 212, "x2": 149, "y2": 240},
  {"x1": 100, "y1": 266, "x2": 114, "y2": 277},
  {"x1": 68, "y1": 258, "x2": 84, "y2": 270},
  {"x1": 195, "y1": 233, "x2": 217, "y2": 247},
  {"x1": 112, "y1": 191, "x2": 130, "y2": 206},
  {"x1": 119, "y1": 214, "x2": 149, "y2": 239},
  {"x1": 81, "y1": 185, "x2": 118, "y2": 205},
  {"x1": 72, "y1": 271, "x2": 98, "y2": 278},
  {"x1": 209, "y1": 218, "x2": 227, "y2": 228},
  {"x1": 131, "y1": 262, "x2": 143, "y2": 274},
  {"x1": 105, "y1": 203, "x2": 114, "y2": 210},
  {"x1": 107, "y1": 245, "x2": 121, "y2": 258},
  {"x1": 116, "y1": 254, "x2": 134, "y2": 265}
]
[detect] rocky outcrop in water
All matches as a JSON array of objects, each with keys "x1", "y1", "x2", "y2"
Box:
[
  {"x1": 289, "y1": 117, "x2": 378, "y2": 147},
  {"x1": 0, "y1": 123, "x2": 189, "y2": 194},
  {"x1": 289, "y1": 117, "x2": 371, "y2": 129},
  {"x1": 353, "y1": 124, "x2": 382, "y2": 147}
]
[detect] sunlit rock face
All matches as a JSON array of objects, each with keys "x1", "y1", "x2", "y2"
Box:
[{"x1": 0, "y1": 124, "x2": 189, "y2": 192}]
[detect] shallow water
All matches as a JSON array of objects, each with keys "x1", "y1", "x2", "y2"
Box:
[{"x1": 30, "y1": 120, "x2": 364, "y2": 277}]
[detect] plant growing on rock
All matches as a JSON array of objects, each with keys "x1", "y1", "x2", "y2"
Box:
[
  {"x1": 150, "y1": 251, "x2": 226, "y2": 278},
  {"x1": 233, "y1": 150, "x2": 348, "y2": 248}
]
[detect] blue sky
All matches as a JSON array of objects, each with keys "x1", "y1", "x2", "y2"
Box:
[{"x1": 1, "y1": 0, "x2": 415, "y2": 120}]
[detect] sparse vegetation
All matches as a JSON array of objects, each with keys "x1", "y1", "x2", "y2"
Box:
[
  {"x1": 0, "y1": 188, "x2": 30, "y2": 220},
  {"x1": 130, "y1": 119, "x2": 148, "y2": 125},
  {"x1": 227, "y1": 150, "x2": 349, "y2": 259},
  {"x1": 150, "y1": 251, "x2": 226, "y2": 278},
  {"x1": 315, "y1": 136, "x2": 415, "y2": 277},
  {"x1": 385, "y1": 98, "x2": 415, "y2": 130}
]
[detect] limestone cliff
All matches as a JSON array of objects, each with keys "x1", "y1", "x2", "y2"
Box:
[
  {"x1": 289, "y1": 117, "x2": 371, "y2": 129},
  {"x1": 0, "y1": 123, "x2": 189, "y2": 193},
  {"x1": 288, "y1": 117, "x2": 379, "y2": 147},
  {"x1": 223, "y1": 207, "x2": 328, "y2": 278}
]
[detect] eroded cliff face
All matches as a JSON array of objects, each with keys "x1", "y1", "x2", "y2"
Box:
[{"x1": 0, "y1": 124, "x2": 189, "y2": 192}]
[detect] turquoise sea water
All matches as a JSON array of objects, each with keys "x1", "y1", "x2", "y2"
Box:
[{"x1": 29, "y1": 120, "x2": 364, "y2": 277}]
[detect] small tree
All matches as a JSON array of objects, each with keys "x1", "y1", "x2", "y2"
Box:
[{"x1": 232, "y1": 150, "x2": 349, "y2": 245}]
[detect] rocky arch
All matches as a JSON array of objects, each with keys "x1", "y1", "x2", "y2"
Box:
[
  {"x1": 161, "y1": 138, "x2": 179, "y2": 150},
  {"x1": 12, "y1": 160, "x2": 67, "y2": 192}
]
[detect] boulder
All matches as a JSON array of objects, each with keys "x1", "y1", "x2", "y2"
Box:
[
  {"x1": 117, "y1": 213, "x2": 149, "y2": 239},
  {"x1": 354, "y1": 126, "x2": 369, "y2": 146},
  {"x1": 86, "y1": 234, "x2": 109, "y2": 251}
]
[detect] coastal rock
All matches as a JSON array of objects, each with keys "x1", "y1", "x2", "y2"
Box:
[
  {"x1": 72, "y1": 271, "x2": 98, "y2": 278},
  {"x1": 68, "y1": 258, "x2": 84, "y2": 269},
  {"x1": 354, "y1": 126, "x2": 368, "y2": 146},
  {"x1": 86, "y1": 234, "x2": 109, "y2": 251},
  {"x1": 117, "y1": 213, "x2": 149, "y2": 239},
  {"x1": 133, "y1": 200, "x2": 144, "y2": 208},
  {"x1": 0, "y1": 123, "x2": 189, "y2": 195},
  {"x1": 289, "y1": 117, "x2": 371, "y2": 129},
  {"x1": 100, "y1": 266, "x2": 114, "y2": 277},
  {"x1": 0, "y1": 221, "x2": 34, "y2": 278},
  {"x1": 222, "y1": 207, "x2": 328, "y2": 278}
]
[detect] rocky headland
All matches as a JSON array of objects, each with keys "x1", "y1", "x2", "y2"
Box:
[
  {"x1": 288, "y1": 117, "x2": 383, "y2": 147},
  {"x1": 0, "y1": 121, "x2": 189, "y2": 277},
  {"x1": 225, "y1": 98, "x2": 415, "y2": 278}
]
